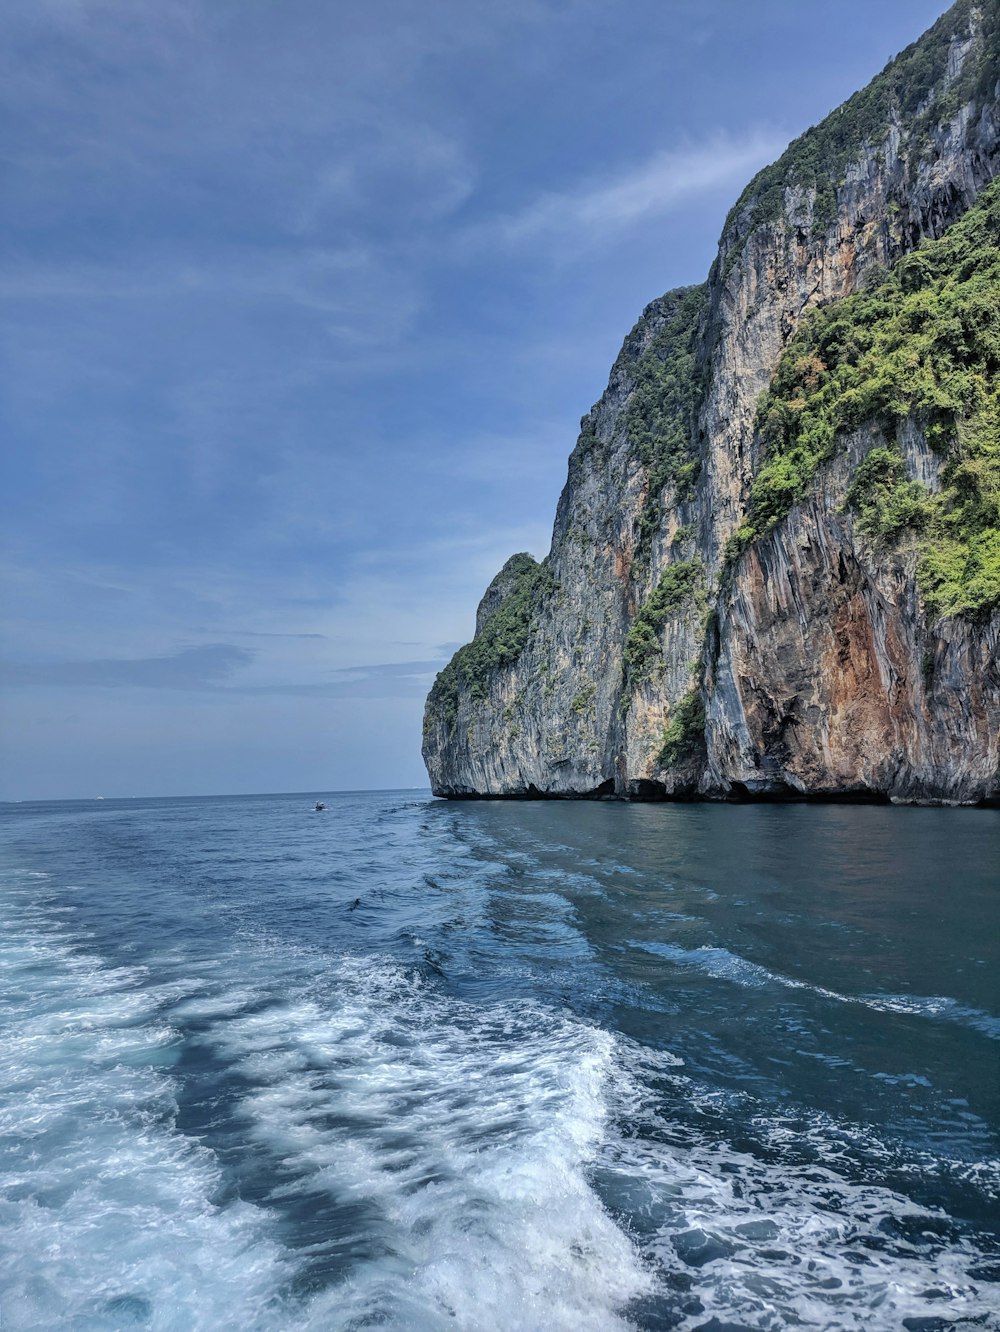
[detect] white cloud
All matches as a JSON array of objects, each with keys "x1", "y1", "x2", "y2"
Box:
[{"x1": 475, "y1": 130, "x2": 784, "y2": 253}]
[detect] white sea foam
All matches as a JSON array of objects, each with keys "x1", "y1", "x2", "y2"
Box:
[
  {"x1": 0, "y1": 896, "x2": 288, "y2": 1332},
  {"x1": 3, "y1": 866, "x2": 997, "y2": 1332},
  {"x1": 0, "y1": 885, "x2": 652, "y2": 1330},
  {"x1": 632, "y1": 940, "x2": 1000, "y2": 1040},
  {"x1": 173, "y1": 941, "x2": 1000, "y2": 1330},
  {"x1": 598, "y1": 1041, "x2": 1000, "y2": 1330},
  {"x1": 205, "y1": 953, "x2": 652, "y2": 1330}
]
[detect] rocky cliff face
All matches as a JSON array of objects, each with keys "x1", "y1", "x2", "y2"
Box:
[
  {"x1": 424, "y1": 0, "x2": 1000, "y2": 806},
  {"x1": 706, "y1": 423, "x2": 1000, "y2": 803}
]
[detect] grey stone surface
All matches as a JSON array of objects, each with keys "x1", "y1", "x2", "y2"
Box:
[{"x1": 423, "y1": 6, "x2": 1000, "y2": 805}]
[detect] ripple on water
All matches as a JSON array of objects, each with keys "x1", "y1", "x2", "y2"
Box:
[{"x1": 1, "y1": 800, "x2": 999, "y2": 1332}]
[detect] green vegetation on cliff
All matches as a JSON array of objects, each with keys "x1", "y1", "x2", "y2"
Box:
[
  {"x1": 623, "y1": 559, "x2": 703, "y2": 686},
  {"x1": 728, "y1": 178, "x2": 1000, "y2": 617},
  {"x1": 721, "y1": 0, "x2": 999, "y2": 267},
  {"x1": 843, "y1": 447, "x2": 931, "y2": 542},
  {"x1": 428, "y1": 555, "x2": 556, "y2": 729},
  {"x1": 657, "y1": 689, "x2": 706, "y2": 768},
  {"x1": 843, "y1": 437, "x2": 1000, "y2": 617},
  {"x1": 616, "y1": 285, "x2": 708, "y2": 572}
]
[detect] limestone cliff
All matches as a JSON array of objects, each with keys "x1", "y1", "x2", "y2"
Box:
[{"x1": 424, "y1": 0, "x2": 1000, "y2": 806}]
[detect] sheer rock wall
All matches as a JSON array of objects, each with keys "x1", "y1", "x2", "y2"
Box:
[{"x1": 423, "y1": 2, "x2": 1000, "y2": 805}]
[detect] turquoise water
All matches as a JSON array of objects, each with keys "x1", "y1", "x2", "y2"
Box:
[{"x1": 1, "y1": 792, "x2": 997, "y2": 1330}]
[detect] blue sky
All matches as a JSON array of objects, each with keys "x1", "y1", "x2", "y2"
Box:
[{"x1": 2, "y1": 0, "x2": 950, "y2": 799}]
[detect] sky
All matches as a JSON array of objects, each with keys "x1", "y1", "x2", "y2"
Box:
[{"x1": 2, "y1": 0, "x2": 952, "y2": 800}]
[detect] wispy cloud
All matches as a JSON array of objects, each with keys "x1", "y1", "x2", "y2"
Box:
[
  {"x1": 227, "y1": 659, "x2": 446, "y2": 700},
  {"x1": 0, "y1": 245, "x2": 425, "y2": 357},
  {"x1": 0, "y1": 645, "x2": 446, "y2": 699},
  {"x1": 0, "y1": 645, "x2": 253, "y2": 690},
  {"x1": 474, "y1": 131, "x2": 783, "y2": 253},
  {"x1": 328, "y1": 659, "x2": 445, "y2": 679},
  {"x1": 223, "y1": 629, "x2": 328, "y2": 640}
]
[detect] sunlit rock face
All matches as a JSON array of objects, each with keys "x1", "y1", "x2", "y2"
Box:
[{"x1": 424, "y1": 1, "x2": 1000, "y2": 805}]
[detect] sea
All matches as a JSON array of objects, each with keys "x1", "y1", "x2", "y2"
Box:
[{"x1": 0, "y1": 791, "x2": 997, "y2": 1331}]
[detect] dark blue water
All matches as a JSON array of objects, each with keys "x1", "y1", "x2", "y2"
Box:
[{"x1": 1, "y1": 792, "x2": 998, "y2": 1330}]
